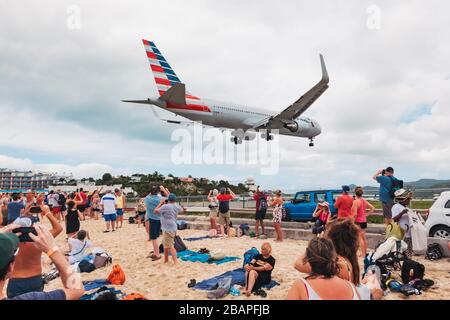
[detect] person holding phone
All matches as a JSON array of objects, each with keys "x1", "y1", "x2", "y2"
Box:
[{"x1": 6, "y1": 203, "x2": 63, "y2": 298}]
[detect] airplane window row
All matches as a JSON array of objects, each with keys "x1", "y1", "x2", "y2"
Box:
[{"x1": 214, "y1": 105, "x2": 269, "y2": 117}]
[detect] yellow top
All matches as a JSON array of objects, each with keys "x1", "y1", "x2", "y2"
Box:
[{"x1": 116, "y1": 194, "x2": 125, "y2": 209}]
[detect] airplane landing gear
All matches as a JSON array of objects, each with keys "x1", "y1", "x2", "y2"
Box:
[
  {"x1": 309, "y1": 138, "x2": 314, "y2": 147},
  {"x1": 262, "y1": 130, "x2": 274, "y2": 141},
  {"x1": 231, "y1": 136, "x2": 242, "y2": 144}
]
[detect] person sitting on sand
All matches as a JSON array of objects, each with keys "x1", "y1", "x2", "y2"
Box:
[
  {"x1": 287, "y1": 237, "x2": 361, "y2": 300},
  {"x1": 135, "y1": 197, "x2": 146, "y2": 227},
  {"x1": 67, "y1": 230, "x2": 92, "y2": 265},
  {"x1": 312, "y1": 202, "x2": 331, "y2": 237},
  {"x1": 270, "y1": 190, "x2": 284, "y2": 242},
  {"x1": 6, "y1": 204, "x2": 63, "y2": 298},
  {"x1": 0, "y1": 223, "x2": 84, "y2": 300},
  {"x1": 244, "y1": 242, "x2": 275, "y2": 296},
  {"x1": 154, "y1": 193, "x2": 185, "y2": 265},
  {"x1": 295, "y1": 219, "x2": 383, "y2": 300}
]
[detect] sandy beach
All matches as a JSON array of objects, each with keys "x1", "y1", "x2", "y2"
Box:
[{"x1": 13, "y1": 216, "x2": 450, "y2": 300}]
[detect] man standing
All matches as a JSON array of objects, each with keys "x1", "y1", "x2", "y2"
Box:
[
  {"x1": 100, "y1": 189, "x2": 117, "y2": 233},
  {"x1": 145, "y1": 185, "x2": 170, "y2": 261},
  {"x1": 7, "y1": 193, "x2": 25, "y2": 224},
  {"x1": 216, "y1": 187, "x2": 236, "y2": 237},
  {"x1": 373, "y1": 167, "x2": 401, "y2": 225},
  {"x1": 154, "y1": 193, "x2": 185, "y2": 265},
  {"x1": 47, "y1": 190, "x2": 62, "y2": 222},
  {"x1": 334, "y1": 186, "x2": 354, "y2": 219},
  {"x1": 114, "y1": 189, "x2": 126, "y2": 229},
  {"x1": 253, "y1": 186, "x2": 268, "y2": 238}
]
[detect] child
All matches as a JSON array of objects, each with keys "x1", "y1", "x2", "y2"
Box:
[
  {"x1": 67, "y1": 230, "x2": 92, "y2": 265},
  {"x1": 135, "y1": 198, "x2": 146, "y2": 227},
  {"x1": 312, "y1": 202, "x2": 331, "y2": 237}
]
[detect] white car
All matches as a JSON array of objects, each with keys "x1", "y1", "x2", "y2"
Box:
[{"x1": 425, "y1": 191, "x2": 450, "y2": 238}]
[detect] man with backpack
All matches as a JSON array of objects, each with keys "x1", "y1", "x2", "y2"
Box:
[
  {"x1": 373, "y1": 167, "x2": 403, "y2": 225},
  {"x1": 216, "y1": 187, "x2": 236, "y2": 237},
  {"x1": 253, "y1": 186, "x2": 268, "y2": 238}
]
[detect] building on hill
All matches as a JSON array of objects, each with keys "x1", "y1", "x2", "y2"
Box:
[{"x1": 180, "y1": 177, "x2": 193, "y2": 183}]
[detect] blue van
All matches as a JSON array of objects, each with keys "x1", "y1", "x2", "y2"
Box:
[{"x1": 283, "y1": 189, "x2": 343, "y2": 221}]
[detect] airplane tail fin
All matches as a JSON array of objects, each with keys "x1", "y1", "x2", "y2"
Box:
[{"x1": 142, "y1": 39, "x2": 183, "y2": 96}]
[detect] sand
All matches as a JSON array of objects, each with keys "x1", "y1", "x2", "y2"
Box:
[{"x1": 15, "y1": 216, "x2": 450, "y2": 300}]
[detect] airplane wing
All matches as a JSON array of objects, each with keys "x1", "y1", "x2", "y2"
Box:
[{"x1": 253, "y1": 54, "x2": 329, "y2": 129}]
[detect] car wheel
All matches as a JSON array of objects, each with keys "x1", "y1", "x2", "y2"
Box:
[{"x1": 431, "y1": 226, "x2": 450, "y2": 239}]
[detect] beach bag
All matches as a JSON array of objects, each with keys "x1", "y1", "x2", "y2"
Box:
[
  {"x1": 174, "y1": 235, "x2": 188, "y2": 252},
  {"x1": 401, "y1": 258, "x2": 425, "y2": 284},
  {"x1": 210, "y1": 250, "x2": 226, "y2": 261},
  {"x1": 407, "y1": 210, "x2": 428, "y2": 252},
  {"x1": 425, "y1": 243, "x2": 444, "y2": 260},
  {"x1": 94, "y1": 253, "x2": 112, "y2": 269},
  {"x1": 238, "y1": 224, "x2": 250, "y2": 237},
  {"x1": 79, "y1": 260, "x2": 96, "y2": 273},
  {"x1": 219, "y1": 201, "x2": 230, "y2": 214},
  {"x1": 385, "y1": 222, "x2": 405, "y2": 240},
  {"x1": 243, "y1": 247, "x2": 260, "y2": 268},
  {"x1": 177, "y1": 220, "x2": 188, "y2": 230},
  {"x1": 128, "y1": 216, "x2": 135, "y2": 224},
  {"x1": 107, "y1": 264, "x2": 126, "y2": 285}
]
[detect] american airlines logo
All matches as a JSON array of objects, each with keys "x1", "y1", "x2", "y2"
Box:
[{"x1": 170, "y1": 123, "x2": 280, "y2": 175}]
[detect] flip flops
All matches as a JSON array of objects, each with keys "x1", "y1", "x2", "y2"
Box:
[{"x1": 254, "y1": 289, "x2": 267, "y2": 298}]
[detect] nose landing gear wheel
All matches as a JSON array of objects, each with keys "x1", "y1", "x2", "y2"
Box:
[{"x1": 309, "y1": 138, "x2": 314, "y2": 147}]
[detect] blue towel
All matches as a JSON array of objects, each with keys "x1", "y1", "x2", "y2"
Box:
[
  {"x1": 193, "y1": 268, "x2": 280, "y2": 291},
  {"x1": 80, "y1": 286, "x2": 125, "y2": 300},
  {"x1": 83, "y1": 279, "x2": 111, "y2": 291},
  {"x1": 177, "y1": 250, "x2": 240, "y2": 265},
  {"x1": 184, "y1": 236, "x2": 211, "y2": 242}
]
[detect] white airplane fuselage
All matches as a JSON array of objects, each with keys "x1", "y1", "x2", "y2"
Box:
[{"x1": 149, "y1": 96, "x2": 322, "y2": 139}]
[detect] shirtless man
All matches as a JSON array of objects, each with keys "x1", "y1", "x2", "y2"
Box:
[{"x1": 6, "y1": 198, "x2": 63, "y2": 298}]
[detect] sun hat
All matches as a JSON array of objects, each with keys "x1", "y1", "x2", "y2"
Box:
[
  {"x1": 394, "y1": 189, "x2": 412, "y2": 202},
  {"x1": 0, "y1": 233, "x2": 20, "y2": 270},
  {"x1": 318, "y1": 201, "x2": 330, "y2": 208}
]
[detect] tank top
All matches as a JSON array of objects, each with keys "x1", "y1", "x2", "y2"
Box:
[
  {"x1": 299, "y1": 278, "x2": 360, "y2": 300},
  {"x1": 355, "y1": 198, "x2": 367, "y2": 223}
]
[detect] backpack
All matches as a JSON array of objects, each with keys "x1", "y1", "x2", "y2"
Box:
[
  {"x1": 243, "y1": 247, "x2": 260, "y2": 269},
  {"x1": 159, "y1": 235, "x2": 188, "y2": 253},
  {"x1": 128, "y1": 216, "x2": 135, "y2": 224},
  {"x1": 218, "y1": 200, "x2": 230, "y2": 214},
  {"x1": 425, "y1": 243, "x2": 444, "y2": 260},
  {"x1": 177, "y1": 220, "x2": 188, "y2": 230},
  {"x1": 107, "y1": 264, "x2": 126, "y2": 285},
  {"x1": 258, "y1": 196, "x2": 268, "y2": 212},
  {"x1": 58, "y1": 193, "x2": 66, "y2": 206},
  {"x1": 93, "y1": 253, "x2": 113, "y2": 269},
  {"x1": 389, "y1": 177, "x2": 404, "y2": 199},
  {"x1": 78, "y1": 260, "x2": 96, "y2": 273},
  {"x1": 401, "y1": 258, "x2": 425, "y2": 284}
]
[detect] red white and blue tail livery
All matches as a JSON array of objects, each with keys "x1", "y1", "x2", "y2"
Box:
[{"x1": 123, "y1": 39, "x2": 330, "y2": 145}]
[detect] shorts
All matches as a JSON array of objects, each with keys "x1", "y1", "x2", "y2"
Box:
[
  {"x1": 116, "y1": 208, "x2": 124, "y2": 216},
  {"x1": 77, "y1": 204, "x2": 86, "y2": 213},
  {"x1": 138, "y1": 211, "x2": 146, "y2": 219},
  {"x1": 7, "y1": 275, "x2": 44, "y2": 299},
  {"x1": 218, "y1": 212, "x2": 230, "y2": 226},
  {"x1": 149, "y1": 219, "x2": 162, "y2": 240},
  {"x1": 162, "y1": 231, "x2": 176, "y2": 249},
  {"x1": 382, "y1": 201, "x2": 394, "y2": 219},
  {"x1": 209, "y1": 207, "x2": 218, "y2": 219},
  {"x1": 355, "y1": 222, "x2": 367, "y2": 229},
  {"x1": 93, "y1": 208, "x2": 101, "y2": 212},
  {"x1": 51, "y1": 206, "x2": 61, "y2": 214},
  {"x1": 255, "y1": 210, "x2": 266, "y2": 221},
  {"x1": 104, "y1": 213, "x2": 117, "y2": 222}
]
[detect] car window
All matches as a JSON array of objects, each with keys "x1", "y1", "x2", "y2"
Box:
[
  {"x1": 295, "y1": 193, "x2": 310, "y2": 203},
  {"x1": 445, "y1": 200, "x2": 450, "y2": 209},
  {"x1": 314, "y1": 193, "x2": 326, "y2": 203},
  {"x1": 332, "y1": 193, "x2": 341, "y2": 202}
]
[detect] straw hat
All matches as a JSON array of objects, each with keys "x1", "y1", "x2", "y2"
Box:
[
  {"x1": 318, "y1": 201, "x2": 330, "y2": 208},
  {"x1": 394, "y1": 189, "x2": 412, "y2": 202}
]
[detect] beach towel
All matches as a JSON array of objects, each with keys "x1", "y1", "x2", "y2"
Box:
[
  {"x1": 177, "y1": 250, "x2": 240, "y2": 265},
  {"x1": 193, "y1": 268, "x2": 280, "y2": 291},
  {"x1": 83, "y1": 279, "x2": 111, "y2": 291},
  {"x1": 184, "y1": 236, "x2": 212, "y2": 242},
  {"x1": 79, "y1": 286, "x2": 126, "y2": 300}
]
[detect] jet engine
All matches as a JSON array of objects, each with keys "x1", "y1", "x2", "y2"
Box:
[{"x1": 283, "y1": 121, "x2": 299, "y2": 133}]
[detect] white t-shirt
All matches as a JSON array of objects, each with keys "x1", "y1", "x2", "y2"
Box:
[
  {"x1": 68, "y1": 238, "x2": 92, "y2": 264},
  {"x1": 101, "y1": 193, "x2": 117, "y2": 215},
  {"x1": 391, "y1": 203, "x2": 411, "y2": 237},
  {"x1": 48, "y1": 193, "x2": 60, "y2": 207}
]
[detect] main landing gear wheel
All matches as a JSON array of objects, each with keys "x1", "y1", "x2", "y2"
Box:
[
  {"x1": 263, "y1": 130, "x2": 273, "y2": 141},
  {"x1": 231, "y1": 136, "x2": 242, "y2": 145},
  {"x1": 309, "y1": 138, "x2": 314, "y2": 147}
]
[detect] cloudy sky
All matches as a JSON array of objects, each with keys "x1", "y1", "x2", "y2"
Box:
[{"x1": 1, "y1": 0, "x2": 449, "y2": 191}]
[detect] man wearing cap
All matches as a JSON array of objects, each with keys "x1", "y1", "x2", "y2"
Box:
[
  {"x1": 154, "y1": 193, "x2": 185, "y2": 264},
  {"x1": 373, "y1": 167, "x2": 400, "y2": 224},
  {"x1": 0, "y1": 221, "x2": 84, "y2": 300},
  {"x1": 334, "y1": 186, "x2": 354, "y2": 219},
  {"x1": 391, "y1": 189, "x2": 413, "y2": 258},
  {"x1": 145, "y1": 185, "x2": 170, "y2": 261},
  {"x1": 100, "y1": 189, "x2": 117, "y2": 233}
]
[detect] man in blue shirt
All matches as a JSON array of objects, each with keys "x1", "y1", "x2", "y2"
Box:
[
  {"x1": 373, "y1": 166, "x2": 397, "y2": 224},
  {"x1": 144, "y1": 185, "x2": 170, "y2": 261},
  {"x1": 7, "y1": 193, "x2": 25, "y2": 224}
]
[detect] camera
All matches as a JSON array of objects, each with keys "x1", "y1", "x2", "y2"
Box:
[
  {"x1": 29, "y1": 202, "x2": 42, "y2": 214},
  {"x1": 13, "y1": 227, "x2": 37, "y2": 242}
]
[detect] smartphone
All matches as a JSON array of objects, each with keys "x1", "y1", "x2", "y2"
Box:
[{"x1": 13, "y1": 227, "x2": 37, "y2": 242}]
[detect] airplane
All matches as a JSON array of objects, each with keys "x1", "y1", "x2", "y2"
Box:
[{"x1": 122, "y1": 39, "x2": 329, "y2": 146}]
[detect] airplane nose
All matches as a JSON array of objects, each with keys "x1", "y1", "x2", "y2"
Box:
[{"x1": 313, "y1": 121, "x2": 321, "y2": 136}]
